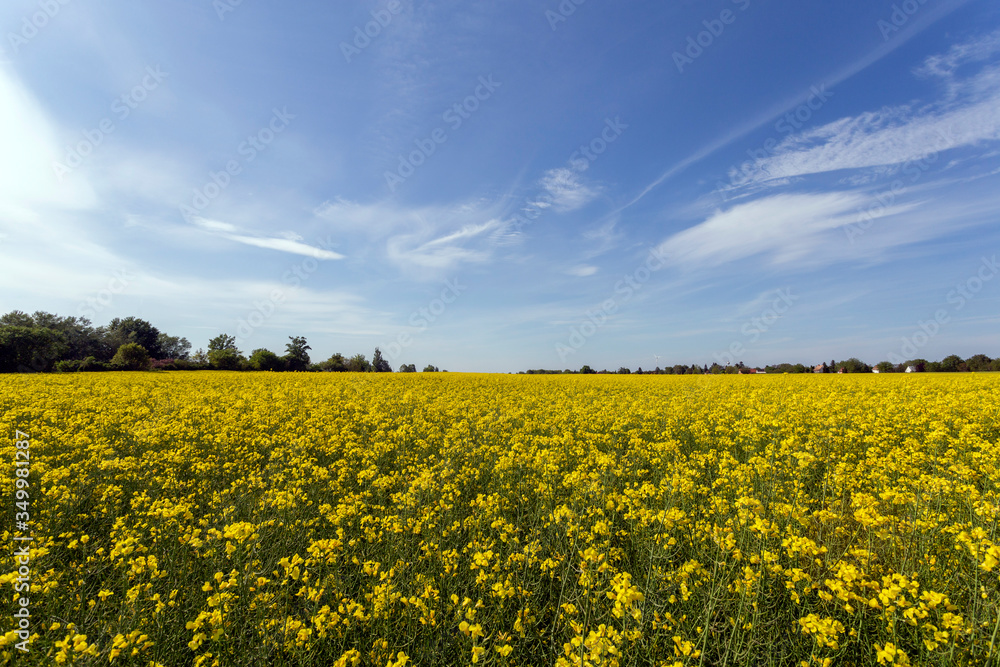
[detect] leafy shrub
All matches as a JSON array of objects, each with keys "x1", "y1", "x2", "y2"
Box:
[
  {"x1": 111, "y1": 343, "x2": 152, "y2": 371},
  {"x1": 78, "y1": 356, "x2": 110, "y2": 372},
  {"x1": 249, "y1": 349, "x2": 286, "y2": 372},
  {"x1": 208, "y1": 348, "x2": 244, "y2": 371}
]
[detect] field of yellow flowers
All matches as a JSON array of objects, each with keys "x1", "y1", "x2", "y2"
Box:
[{"x1": 2, "y1": 372, "x2": 1000, "y2": 666}]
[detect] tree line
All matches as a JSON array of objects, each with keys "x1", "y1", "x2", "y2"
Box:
[
  {"x1": 2, "y1": 310, "x2": 995, "y2": 375},
  {"x1": 0, "y1": 311, "x2": 447, "y2": 374},
  {"x1": 522, "y1": 355, "x2": 1000, "y2": 375}
]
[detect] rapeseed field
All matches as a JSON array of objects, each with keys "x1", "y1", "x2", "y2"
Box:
[{"x1": 2, "y1": 372, "x2": 999, "y2": 666}]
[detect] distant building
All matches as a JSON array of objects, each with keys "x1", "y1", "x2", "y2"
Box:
[
  {"x1": 905, "y1": 365, "x2": 917, "y2": 373},
  {"x1": 872, "y1": 368, "x2": 880, "y2": 373},
  {"x1": 813, "y1": 364, "x2": 825, "y2": 373}
]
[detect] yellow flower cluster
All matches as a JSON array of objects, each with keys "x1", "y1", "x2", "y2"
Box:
[{"x1": 1, "y1": 371, "x2": 1000, "y2": 665}]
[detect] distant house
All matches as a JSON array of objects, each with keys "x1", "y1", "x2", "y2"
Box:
[
  {"x1": 813, "y1": 364, "x2": 825, "y2": 373},
  {"x1": 838, "y1": 367, "x2": 845, "y2": 374},
  {"x1": 905, "y1": 365, "x2": 917, "y2": 373},
  {"x1": 872, "y1": 368, "x2": 880, "y2": 373}
]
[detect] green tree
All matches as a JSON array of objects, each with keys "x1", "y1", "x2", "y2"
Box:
[
  {"x1": 208, "y1": 334, "x2": 240, "y2": 353},
  {"x1": 54, "y1": 359, "x2": 81, "y2": 373},
  {"x1": 31, "y1": 311, "x2": 105, "y2": 361},
  {"x1": 2, "y1": 311, "x2": 107, "y2": 362},
  {"x1": 875, "y1": 361, "x2": 894, "y2": 373},
  {"x1": 106, "y1": 317, "x2": 163, "y2": 358},
  {"x1": 838, "y1": 358, "x2": 871, "y2": 374},
  {"x1": 767, "y1": 363, "x2": 808, "y2": 374},
  {"x1": 284, "y1": 336, "x2": 311, "y2": 372},
  {"x1": 0, "y1": 326, "x2": 68, "y2": 373},
  {"x1": 157, "y1": 333, "x2": 191, "y2": 360},
  {"x1": 0, "y1": 310, "x2": 35, "y2": 328},
  {"x1": 398, "y1": 363, "x2": 417, "y2": 373},
  {"x1": 78, "y1": 356, "x2": 110, "y2": 372},
  {"x1": 208, "y1": 349, "x2": 244, "y2": 370},
  {"x1": 249, "y1": 349, "x2": 285, "y2": 371},
  {"x1": 939, "y1": 354, "x2": 965, "y2": 372},
  {"x1": 318, "y1": 353, "x2": 348, "y2": 372},
  {"x1": 422, "y1": 364, "x2": 439, "y2": 373},
  {"x1": 372, "y1": 347, "x2": 392, "y2": 373},
  {"x1": 965, "y1": 354, "x2": 993, "y2": 372},
  {"x1": 348, "y1": 354, "x2": 371, "y2": 372},
  {"x1": 207, "y1": 334, "x2": 244, "y2": 370},
  {"x1": 111, "y1": 343, "x2": 152, "y2": 371}
]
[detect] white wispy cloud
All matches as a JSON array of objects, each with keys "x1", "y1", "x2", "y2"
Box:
[
  {"x1": 566, "y1": 265, "x2": 598, "y2": 277},
  {"x1": 316, "y1": 198, "x2": 505, "y2": 274},
  {"x1": 224, "y1": 235, "x2": 344, "y2": 260},
  {"x1": 386, "y1": 222, "x2": 496, "y2": 271},
  {"x1": 621, "y1": 2, "x2": 978, "y2": 212},
  {"x1": 730, "y1": 36, "x2": 1000, "y2": 189},
  {"x1": 656, "y1": 192, "x2": 869, "y2": 268},
  {"x1": 656, "y1": 180, "x2": 1000, "y2": 274},
  {"x1": 538, "y1": 168, "x2": 600, "y2": 212},
  {"x1": 419, "y1": 220, "x2": 500, "y2": 249},
  {"x1": 192, "y1": 217, "x2": 344, "y2": 260},
  {"x1": 733, "y1": 97, "x2": 1000, "y2": 187},
  {"x1": 915, "y1": 29, "x2": 1000, "y2": 80},
  {"x1": 194, "y1": 218, "x2": 238, "y2": 233}
]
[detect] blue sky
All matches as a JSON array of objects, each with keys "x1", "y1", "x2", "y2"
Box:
[{"x1": 2, "y1": 0, "x2": 999, "y2": 372}]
